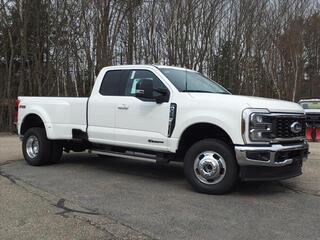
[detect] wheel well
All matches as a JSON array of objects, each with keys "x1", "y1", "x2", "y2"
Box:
[
  {"x1": 20, "y1": 114, "x2": 45, "y2": 135},
  {"x1": 177, "y1": 123, "x2": 234, "y2": 159}
]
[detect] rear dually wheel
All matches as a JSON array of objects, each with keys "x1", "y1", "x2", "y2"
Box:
[{"x1": 22, "y1": 127, "x2": 62, "y2": 166}]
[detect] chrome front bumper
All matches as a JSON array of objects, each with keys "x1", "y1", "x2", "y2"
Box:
[{"x1": 235, "y1": 141, "x2": 309, "y2": 167}]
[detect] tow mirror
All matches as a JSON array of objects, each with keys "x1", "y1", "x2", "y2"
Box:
[
  {"x1": 135, "y1": 79, "x2": 169, "y2": 103},
  {"x1": 154, "y1": 88, "x2": 169, "y2": 104},
  {"x1": 135, "y1": 79, "x2": 154, "y2": 99}
]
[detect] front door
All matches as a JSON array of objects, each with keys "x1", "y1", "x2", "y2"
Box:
[{"x1": 114, "y1": 69, "x2": 171, "y2": 152}]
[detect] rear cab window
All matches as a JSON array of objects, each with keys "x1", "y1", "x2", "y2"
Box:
[{"x1": 99, "y1": 70, "x2": 128, "y2": 96}]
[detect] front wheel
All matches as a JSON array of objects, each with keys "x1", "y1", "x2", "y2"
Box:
[{"x1": 184, "y1": 139, "x2": 238, "y2": 194}]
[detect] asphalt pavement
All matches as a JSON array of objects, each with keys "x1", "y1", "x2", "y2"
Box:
[{"x1": 0, "y1": 135, "x2": 319, "y2": 240}]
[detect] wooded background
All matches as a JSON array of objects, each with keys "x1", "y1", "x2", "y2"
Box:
[{"x1": 0, "y1": 0, "x2": 320, "y2": 131}]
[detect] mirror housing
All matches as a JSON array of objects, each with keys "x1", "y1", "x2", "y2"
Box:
[
  {"x1": 135, "y1": 79, "x2": 154, "y2": 99},
  {"x1": 154, "y1": 88, "x2": 169, "y2": 104},
  {"x1": 135, "y1": 79, "x2": 169, "y2": 104}
]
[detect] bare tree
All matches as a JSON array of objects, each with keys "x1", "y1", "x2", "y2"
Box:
[{"x1": 0, "y1": 0, "x2": 319, "y2": 131}]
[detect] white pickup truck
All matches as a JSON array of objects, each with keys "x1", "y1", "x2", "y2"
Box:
[{"x1": 17, "y1": 65, "x2": 309, "y2": 194}]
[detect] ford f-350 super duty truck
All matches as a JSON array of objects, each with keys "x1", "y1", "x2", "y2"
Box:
[{"x1": 17, "y1": 65, "x2": 309, "y2": 194}]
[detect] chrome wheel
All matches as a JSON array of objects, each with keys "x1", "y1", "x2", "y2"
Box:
[
  {"x1": 26, "y1": 135, "x2": 39, "y2": 159},
  {"x1": 193, "y1": 151, "x2": 226, "y2": 185}
]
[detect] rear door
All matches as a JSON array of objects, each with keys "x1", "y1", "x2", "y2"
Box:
[
  {"x1": 114, "y1": 69, "x2": 171, "y2": 151},
  {"x1": 87, "y1": 70, "x2": 127, "y2": 145}
]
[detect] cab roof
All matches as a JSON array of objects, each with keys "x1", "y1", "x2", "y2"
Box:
[{"x1": 103, "y1": 64, "x2": 197, "y2": 72}]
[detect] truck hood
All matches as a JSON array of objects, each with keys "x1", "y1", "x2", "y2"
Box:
[{"x1": 187, "y1": 93, "x2": 304, "y2": 113}]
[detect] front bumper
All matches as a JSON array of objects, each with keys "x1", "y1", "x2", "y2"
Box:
[{"x1": 235, "y1": 141, "x2": 309, "y2": 181}]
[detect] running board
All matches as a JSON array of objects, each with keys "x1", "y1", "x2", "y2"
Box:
[{"x1": 90, "y1": 150, "x2": 170, "y2": 164}]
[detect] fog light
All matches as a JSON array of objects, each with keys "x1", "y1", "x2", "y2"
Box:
[{"x1": 246, "y1": 151, "x2": 270, "y2": 161}]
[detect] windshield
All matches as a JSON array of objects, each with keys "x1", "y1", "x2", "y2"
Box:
[
  {"x1": 159, "y1": 68, "x2": 229, "y2": 94},
  {"x1": 300, "y1": 101, "x2": 320, "y2": 109}
]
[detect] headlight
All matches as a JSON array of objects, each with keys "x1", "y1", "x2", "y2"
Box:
[
  {"x1": 242, "y1": 109, "x2": 275, "y2": 144},
  {"x1": 249, "y1": 113, "x2": 273, "y2": 141}
]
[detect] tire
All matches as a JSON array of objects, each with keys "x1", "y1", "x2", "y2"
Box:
[
  {"x1": 184, "y1": 139, "x2": 238, "y2": 194},
  {"x1": 22, "y1": 127, "x2": 62, "y2": 166}
]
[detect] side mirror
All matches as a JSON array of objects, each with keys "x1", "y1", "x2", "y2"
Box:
[
  {"x1": 154, "y1": 88, "x2": 169, "y2": 104},
  {"x1": 135, "y1": 79, "x2": 154, "y2": 99}
]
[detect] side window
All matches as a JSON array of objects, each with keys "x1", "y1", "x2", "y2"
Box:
[
  {"x1": 125, "y1": 70, "x2": 167, "y2": 97},
  {"x1": 99, "y1": 70, "x2": 128, "y2": 96}
]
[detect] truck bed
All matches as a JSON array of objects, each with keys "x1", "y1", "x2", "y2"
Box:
[{"x1": 18, "y1": 97, "x2": 88, "y2": 140}]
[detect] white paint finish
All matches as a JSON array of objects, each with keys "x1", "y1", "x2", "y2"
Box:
[
  {"x1": 49, "y1": 123, "x2": 87, "y2": 139},
  {"x1": 111, "y1": 128, "x2": 169, "y2": 151},
  {"x1": 18, "y1": 97, "x2": 87, "y2": 139},
  {"x1": 18, "y1": 65, "x2": 305, "y2": 153},
  {"x1": 87, "y1": 126, "x2": 115, "y2": 146},
  {"x1": 170, "y1": 93, "x2": 247, "y2": 145},
  {"x1": 87, "y1": 94, "x2": 116, "y2": 143},
  {"x1": 170, "y1": 92, "x2": 304, "y2": 146},
  {"x1": 114, "y1": 96, "x2": 170, "y2": 151}
]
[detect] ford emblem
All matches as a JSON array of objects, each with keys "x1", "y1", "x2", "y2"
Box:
[{"x1": 290, "y1": 122, "x2": 302, "y2": 134}]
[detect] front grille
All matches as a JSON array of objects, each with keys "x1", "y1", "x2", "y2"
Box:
[{"x1": 273, "y1": 115, "x2": 306, "y2": 139}]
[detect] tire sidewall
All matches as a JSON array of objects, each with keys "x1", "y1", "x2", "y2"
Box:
[
  {"x1": 22, "y1": 128, "x2": 51, "y2": 166},
  {"x1": 184, "y1": 139, "x2": 238, "y2": 194}
]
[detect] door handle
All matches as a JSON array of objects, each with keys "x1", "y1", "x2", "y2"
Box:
[{"x1": 117, "y1": 104, "x2": 129, "y2": 110}]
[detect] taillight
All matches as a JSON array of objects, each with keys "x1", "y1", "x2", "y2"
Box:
[
  {"x1": 13, "y1": 99, "x2": 20, "y2": 124},
  {"x1": 15, "y1": 99, "x2": 20, "y2": 110}
]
